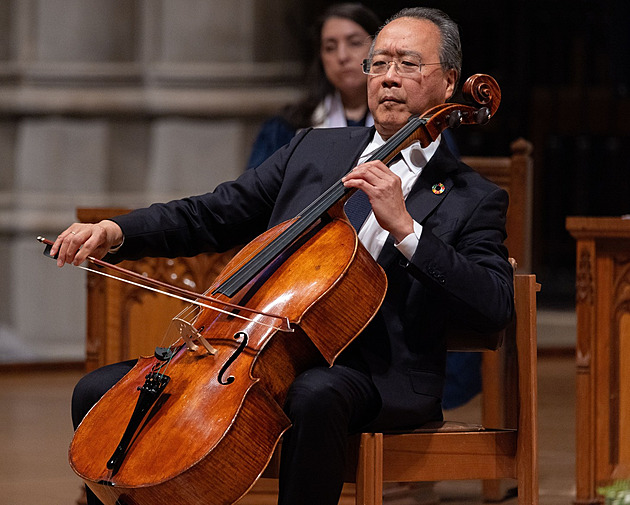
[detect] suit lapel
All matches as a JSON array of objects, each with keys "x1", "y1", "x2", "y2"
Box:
[
  {"x1": 404, "y1": 141, "x2": 459, "y2": 224},
  {"x1": 377, "y1": 140, "x2": 459, "y2": 268},
  {"x1": 320, "y1": 127, "x2": 375, "y2": 186}
]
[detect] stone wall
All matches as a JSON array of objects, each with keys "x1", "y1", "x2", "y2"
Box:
[{"x1": 0, "y1": 0, "x2": 303, "y2": 362}]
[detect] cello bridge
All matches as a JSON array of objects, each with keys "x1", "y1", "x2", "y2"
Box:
[{"x1": 165, "y1": 316, "x2": 217, "y2": 355}]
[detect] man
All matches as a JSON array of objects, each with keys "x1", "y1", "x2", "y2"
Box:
[{"x1": 53, "y1": 7, "x2": 514, "y2": 505}]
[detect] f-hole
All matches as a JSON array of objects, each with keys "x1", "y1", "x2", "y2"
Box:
[{"x1": 218, "y1": 332, "x2": 249, "y2": 385}]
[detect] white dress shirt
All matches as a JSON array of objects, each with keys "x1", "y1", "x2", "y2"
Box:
[{"x1": 353, "y1": 131, "x2": 440, "y2": 261}]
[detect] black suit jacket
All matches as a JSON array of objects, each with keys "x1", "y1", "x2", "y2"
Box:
[{"x1": 110, "y1": 126, "x2": 514, "y2": 430}]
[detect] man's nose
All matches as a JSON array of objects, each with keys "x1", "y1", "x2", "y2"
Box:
[{"x1": 382, "y1": 64, "x2": 402, "y2": 85}]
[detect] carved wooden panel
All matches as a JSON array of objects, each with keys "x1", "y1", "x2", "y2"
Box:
[
  {"x1": 610, "y1": 251, "x2": 630, "y2": 477},
  {"x1": 567, "y1": 216, "x2": 630, "y2": 504}
]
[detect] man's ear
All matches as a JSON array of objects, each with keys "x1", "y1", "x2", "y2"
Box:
[{"x1": 444, "y1": 68, "x2": 458, "y2": 101}]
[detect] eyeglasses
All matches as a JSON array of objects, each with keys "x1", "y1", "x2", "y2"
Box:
[{"x1": 362, "y1": 57, "x2": 443, "y2": 76}]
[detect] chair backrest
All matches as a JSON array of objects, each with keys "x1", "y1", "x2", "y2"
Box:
[{"x1": 462, "y1": 138, "x2": 533, "y2": 273}]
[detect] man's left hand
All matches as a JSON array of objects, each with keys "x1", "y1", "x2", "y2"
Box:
[{"x1": 342, "y1": 160, "x2": 414, "y2": 242}]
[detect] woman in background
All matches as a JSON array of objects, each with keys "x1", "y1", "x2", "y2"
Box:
[{"x1": 247, "y1": 3, "x2": 381, "y2": 169}]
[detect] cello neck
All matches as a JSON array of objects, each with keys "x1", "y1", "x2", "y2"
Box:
[{"x1": 213, "y1": 116, "x2": 429, "y2": 299}]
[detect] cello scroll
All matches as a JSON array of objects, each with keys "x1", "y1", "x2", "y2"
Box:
[{"x1": 410, "y1": 73, "x2": 501, "y2": 147}]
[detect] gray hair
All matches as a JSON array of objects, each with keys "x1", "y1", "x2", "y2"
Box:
[{"x1": 370, "y1": 7, "x2": 462, "y2": 86}]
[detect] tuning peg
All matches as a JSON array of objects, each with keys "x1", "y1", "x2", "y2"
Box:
[
  {"x1": 474, "y1": 107, "x2": 491, "y2": 125},
  {"x1": 447, "y1": 110, "x2": 463, "y2": 128}
]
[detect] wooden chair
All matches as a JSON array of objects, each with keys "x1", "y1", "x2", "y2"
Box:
[
  {"x1": 354, "y1": 273, "x2": 540, "y2": 505},
  {"x1": 459, "y1": 137, "x2": 534, "y2": 502}
]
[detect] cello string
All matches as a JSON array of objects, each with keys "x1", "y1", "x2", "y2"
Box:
[{"x1": 75, "y1": 264, "x2": 292, "y2": 332}]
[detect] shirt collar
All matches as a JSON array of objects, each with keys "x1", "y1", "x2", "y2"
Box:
[{"x1": 361, "y1": 130, "x2": 441, "y2": 173}]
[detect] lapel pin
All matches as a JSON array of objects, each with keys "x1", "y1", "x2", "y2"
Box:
[{"x1": 432, "y1": 182, "x2": 445, "y2": 195}]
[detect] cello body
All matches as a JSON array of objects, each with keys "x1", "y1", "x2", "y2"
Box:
[{"x1": 69, "y1": 206, "x2": 387, "y2": 505}]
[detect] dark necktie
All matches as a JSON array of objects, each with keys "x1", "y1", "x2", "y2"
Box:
[
  {"x1": 344, "y1": 153, "x2": 404, "y2": 231},
  {"x1": 344, "y1": 189, "x2": 372, "y2": 231}
]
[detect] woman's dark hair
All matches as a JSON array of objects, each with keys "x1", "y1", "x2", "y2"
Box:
[{"x1": 282, "y1": 3, "x2": 381, "y2": 129}]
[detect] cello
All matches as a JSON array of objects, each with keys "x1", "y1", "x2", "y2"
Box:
[{"x1": 49, "y1": 74, "x2": 500, "y2": 505}]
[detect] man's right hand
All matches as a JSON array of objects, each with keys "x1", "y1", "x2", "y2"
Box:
[{"x1": 50, "y1": 219, "x2": 123, "y2": 267}]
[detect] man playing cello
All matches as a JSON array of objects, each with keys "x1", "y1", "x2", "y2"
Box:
[{"x1": 52, "y1": 8, "x2": 513, "y2": 505}]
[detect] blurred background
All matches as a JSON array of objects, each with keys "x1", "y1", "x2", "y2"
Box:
[{"x1": 1, "y1": 0, "x2": 628, "y2": 364}]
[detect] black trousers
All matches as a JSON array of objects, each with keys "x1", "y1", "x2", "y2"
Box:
[{"x1": 71, "y1": 361, "x2": 381, "y2": 505}]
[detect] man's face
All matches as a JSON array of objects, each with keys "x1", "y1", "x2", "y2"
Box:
[{"x1": 367, "y1": 17, "x2": 457, "y2": 139}]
